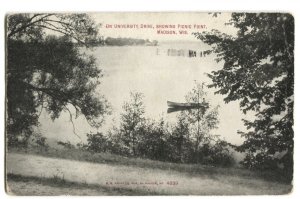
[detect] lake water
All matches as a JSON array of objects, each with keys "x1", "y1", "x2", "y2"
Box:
[{"x1": 39, "y1": 41, "x2": 247, "y2": 145}]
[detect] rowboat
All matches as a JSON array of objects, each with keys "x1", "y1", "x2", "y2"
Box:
[
  {"x1": 167, "y1": 101, "x2": 209, "y2": 113},
  {"x1": 167, "y1": 101, "x2": 209, "y2": 108}
]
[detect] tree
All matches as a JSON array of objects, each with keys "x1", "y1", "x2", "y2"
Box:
[
  {"x1": 168, "y1": 112, "x2": 192, "y2": 163},
  {"x1": 120, "y1": 92, "x2": 146, "y2": 156},
  {"x1": 7, "y1": 14, "x2": 99, "y2": 45},
  {"x1": 6, "y1": 14, "x2": 110, "y2": 146},
  {"x1": 183, "y1": 83, "x2": 220, "y2": 153},
  {"x1": 173, "y1": 82, "x2": 222, "y2": 163},
  {"x1": 86, "y1": 132, "x2": 109, "y2": 153},
  {"x1": 194, "y1": 13, "x2": 294, "y2": 174},
  {"x1": 135, "y1": 117, "x2": 168, "y2": 160}
]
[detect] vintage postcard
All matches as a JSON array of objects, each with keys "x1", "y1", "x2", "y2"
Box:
[{"x1": 5, "y1": 12, "x2": 294, "y2": 195}]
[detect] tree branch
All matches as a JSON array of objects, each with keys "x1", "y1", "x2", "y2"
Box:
[
  {"x1": 36, "y1": 24, "x2": 85, "y2": 44},
  {"x1": 65, "y1": 105, "x2": 82, "y2": 141},
  {"x1": 8, "y1": 14, "x2": 53, "y2": 38}
]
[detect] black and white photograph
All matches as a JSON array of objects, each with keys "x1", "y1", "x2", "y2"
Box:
[{"x1": 4, "y1": 12, "x2": 294, "y2": 195}]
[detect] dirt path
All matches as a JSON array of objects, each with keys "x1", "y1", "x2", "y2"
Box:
[{"x1": 6, "y1": 153, "x2": 292, "y2": 195}]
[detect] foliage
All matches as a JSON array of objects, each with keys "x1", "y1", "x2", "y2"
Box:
[
  {"x1": 29, "y1": 132, "x2": 49, "y2": 150},
  {"x1": 86, "y1": 88, "x2": 233, "y2": 167},
  {"x1": 57, "y1": 141, "x2": 75, "y2": 149},
  {"x1": 85, "y1": 132, "x2": 110, "y2": 153},
  {"x1": 182, "y1": 83, "x2": 220, "y2": 153},
  {"x1": 7, "y1": 14, "x2": 99, "y2": 45},
  {"x1": 105, "y1": 37, "x2": 158, "y2": 46},
  {"x1": 6, "y1": 14, "x2": 110, "y2": 146},
  {"x1": 119, "y1": 92, "x2": 146, "y2": 156},
  {"x1": 204, "y1": 138, "x2": 233, "y2": 166},
  {"x1": 166, "y1": 83, "x2": 232, "y2": 166},
  {"x1": 193, "y1": 13, "x2": 294, "y2": 174},
  {"x1": 165, "y1": 113, "x2": 191, "y2": 162},
  {"x1": 135, "y1": 117, "x2": 169, "y2": 161}
]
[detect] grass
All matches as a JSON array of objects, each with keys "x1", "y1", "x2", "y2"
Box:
[
  {"x1": 8, "y1": 146, "x2": 292, "y2": 184},
  {"x1": 6, "y1": 173, "x2": 155, "y2": 196},
  {"x1": 6, "y1": 148, "x2": 293, "y2": 195}
]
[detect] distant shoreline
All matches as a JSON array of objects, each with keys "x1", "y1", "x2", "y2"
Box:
[{"x1": 82, "y1": 37, "x2": 159, "y2": 47}]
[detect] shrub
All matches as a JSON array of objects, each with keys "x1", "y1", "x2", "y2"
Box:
[
  {"x1": 29, "y1": 132, "x2": 49, "y2": 150},
  {"x1": 57, "y1": 141, "x2": 75, "y2": 149}
]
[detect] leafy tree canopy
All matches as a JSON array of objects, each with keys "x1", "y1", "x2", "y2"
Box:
[
  {"x1": 7, "y1": 14, "x2": 99, "y2": 44},
  {"x1": 6, "y1": 14, "x2": 110, "y2": 146},
  {"x1": 194, "y1": 13, "x2": 294, "y2": 173}
]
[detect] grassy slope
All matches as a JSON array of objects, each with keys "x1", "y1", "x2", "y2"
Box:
[
  {"x1": 8, "y1": 147, "x2": 291, "y2": 184},
  {"x1": 6, "y1": 173, "x2": 154, "y2": 196},
  {"x1": 7, "y1": 149, "x2": 292, "y2": 195}
]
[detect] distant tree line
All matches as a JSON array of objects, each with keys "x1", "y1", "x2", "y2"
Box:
[
  {"x1": 76, "y1": 37, "x2": 159, "y2": 47},
  {"x1": 104, "y1": 37, "x2": 158, "y2": 46}
]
